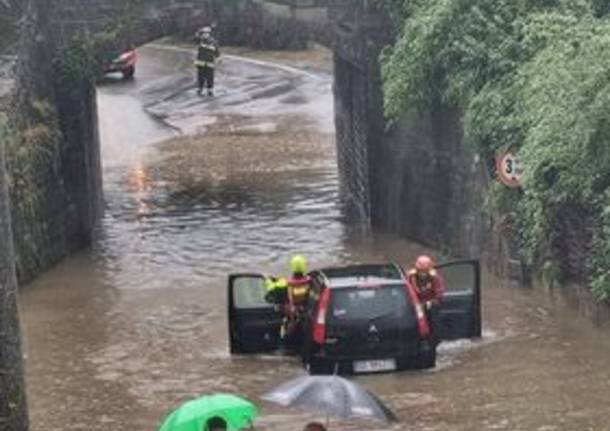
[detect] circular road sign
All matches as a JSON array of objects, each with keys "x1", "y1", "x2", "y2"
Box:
[{"x1": 496, "y1": 150, "x2": 523, "y2": 188}]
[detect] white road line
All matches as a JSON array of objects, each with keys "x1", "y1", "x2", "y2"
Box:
[{"x1": 145, "y1": 43, "x2": 326, "y2": 81}]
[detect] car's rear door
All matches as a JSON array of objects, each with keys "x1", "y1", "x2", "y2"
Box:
[
  {"x1": 436, "y1": 260, "x2": 482, "y2": 340},
  {"x1": 228, "y1": 274, "x2": 282, "y2": 354}
]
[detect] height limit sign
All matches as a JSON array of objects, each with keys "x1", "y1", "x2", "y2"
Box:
[{"x1": 496, "y1": 150, "x2": 523, "y2": 188}]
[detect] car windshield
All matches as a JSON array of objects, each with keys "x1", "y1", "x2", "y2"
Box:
[{"x1": 329, "y1": 285, "x2": 410, "y2": 322}]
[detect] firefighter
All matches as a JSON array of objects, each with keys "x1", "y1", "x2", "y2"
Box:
[
  {"x1": 287, "y1": 255, "x2": 311, "y2": 311},
  {"x1": 284, "y1": 255, "x2": 311, "y2": 347},
  {"x1": 263, "y1": 256, "x2": 311, "y2": 344},
  {"x1": 407, "y1": 255, "x2": 445, "y2": 341},
  {"x1": 194, "y1": 26, "x2": 220, "y2": 96}
]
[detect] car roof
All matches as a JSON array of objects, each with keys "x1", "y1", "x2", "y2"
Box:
[{"x1": 315, "y1": 264, "x2": 405, "y2": 289}]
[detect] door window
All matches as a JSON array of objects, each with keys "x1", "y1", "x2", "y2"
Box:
[
  {"x1": 233, "y1": 276, "x2": 269, "y2": 309},
  {"x1": 439, "y1": 262, "x2": 476, "y2": 293}
]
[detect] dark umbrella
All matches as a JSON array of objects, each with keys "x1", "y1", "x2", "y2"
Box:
[{"x1": 261, "y1": 374, "x2": 398, "y2": 424}]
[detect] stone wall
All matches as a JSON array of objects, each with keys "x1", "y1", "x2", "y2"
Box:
[
  {"x1": 0, "y1": 117, "x2": 29, "y2": 431},
  {"x1": 370, "y1": 105, "x2": 507, "y2": 265},
  {"x1": 333, "y1": 54, "x2": 370, "y2": 224},
  {"x1": 331, "y1": 2, "x2": 391, "y2": 226},
  {"x1": 2, "y1": 0, "x2": 103, "y2": 283},
  {"x1": 0, "y1": 3, "x2": 32, "y2": 430}
]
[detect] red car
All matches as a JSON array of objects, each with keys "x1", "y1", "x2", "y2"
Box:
[{"x1": 103, "y1": 49, "x2": 137, "y2": 79}]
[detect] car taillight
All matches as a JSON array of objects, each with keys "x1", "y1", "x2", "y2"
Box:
[
  {"x1": 119, "y1": 51, "x2": 135, "y2": 62},
  {"x1": 313, "y1": 288, "x2": 331, "y2": 344}
]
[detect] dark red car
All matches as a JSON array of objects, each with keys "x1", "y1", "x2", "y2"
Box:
[{"x1": 103, "y1": 48, "x2": 137, "y2": 79}]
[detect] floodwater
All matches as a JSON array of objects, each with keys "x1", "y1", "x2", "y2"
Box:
[{"x1": 19, "y1": 45, "x2": 610, "y2": 431}]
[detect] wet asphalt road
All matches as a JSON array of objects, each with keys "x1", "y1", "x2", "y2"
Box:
[{"x1": 19, "y1": 44, "x2": 610, "y2": 431}]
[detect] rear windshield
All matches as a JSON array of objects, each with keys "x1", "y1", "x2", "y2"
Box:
[{"x1": 328, "y1": 285, "x2": 411, "y2": 323}]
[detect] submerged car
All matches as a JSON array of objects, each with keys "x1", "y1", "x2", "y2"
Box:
[
  {"x1": 102, "y1": 48, "x2": 137, "y2": 79},
  {"x1": 228, "y1": 260, "x2": 482, "y2": 374}
]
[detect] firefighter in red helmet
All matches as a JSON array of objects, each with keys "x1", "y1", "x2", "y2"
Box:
[{"x1": 407, "y1": 255, "x2": 445, "y2": 341}]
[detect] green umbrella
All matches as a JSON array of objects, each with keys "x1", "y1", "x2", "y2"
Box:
[{"x1": 158, "y1": 394, "x2": 258, "y2": 431}]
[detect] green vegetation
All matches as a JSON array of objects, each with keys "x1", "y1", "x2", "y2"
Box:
[
  {"x1": 380, "y1": 0, "x2": 610, "y2": 298},
  {"x1": 54, "y1": 34, "x2": 99, "y2": 85}
]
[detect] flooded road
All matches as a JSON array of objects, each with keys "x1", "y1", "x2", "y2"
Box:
[{"x1": 20, "y1": 45, "x2": 610, "y2": 431}]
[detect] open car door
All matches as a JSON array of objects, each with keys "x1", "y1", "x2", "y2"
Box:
[
  {"x1": 228, "y1": 274, "x2": 282, "y2": 354},
  {"x1": 436, "y1": 260, "x2": 482, "y2": 340}
]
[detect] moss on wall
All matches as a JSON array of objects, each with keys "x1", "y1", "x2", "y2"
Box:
[{"x1": 4, "y1": 97, "x2": 68, "y2": 281}]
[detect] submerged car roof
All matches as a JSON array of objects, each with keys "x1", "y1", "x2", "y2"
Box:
[{"x1": 316, "y1": 264, "x2": 405, "y2": 289}]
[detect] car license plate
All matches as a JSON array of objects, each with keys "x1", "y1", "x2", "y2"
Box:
[{"x1": 353, "y1": 359, "x2": 396, "y2": 373}]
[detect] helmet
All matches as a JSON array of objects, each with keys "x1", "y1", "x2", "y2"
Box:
[
  {"x1": 290, "y1": 255, "x2": 308, "y2": 274},
  {"x1": 415, "y1": 255, "x2": 435, "y2": 272},
  {"x1": 197, "y1": 26, "x2": 212, "y2": 39}
]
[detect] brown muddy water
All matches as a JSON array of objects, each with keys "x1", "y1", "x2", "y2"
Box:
[{"x1": 19, "y1": 45, "x2": 610, "y2": 431}]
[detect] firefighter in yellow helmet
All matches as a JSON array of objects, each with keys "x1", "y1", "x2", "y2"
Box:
[{"x1": 264, "y1": 255, "x2": 312, "y2": 343}]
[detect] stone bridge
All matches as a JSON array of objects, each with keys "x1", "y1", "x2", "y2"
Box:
[
  {"x1": 50, "y1": 0, "x2": 333, "y2": 52},
  {"x1": 48, "y1": 0, "x2": 394, "y2": 225},
  {"x1": 1, "y1": 0, "x2": 519, "y2": 284}
]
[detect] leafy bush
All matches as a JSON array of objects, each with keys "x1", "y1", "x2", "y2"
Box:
[{"x1": 54, "y1": 34, "x2": 98, "y2": 84}]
